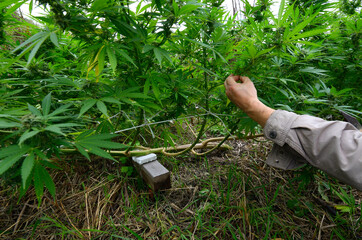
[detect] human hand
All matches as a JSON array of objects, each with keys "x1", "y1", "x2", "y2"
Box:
[
  {"x1": 224, "y1": 75, "x2": 259, "y2": 113},
  {"x1": 224, "y1": 75, "x2": 274, "y2": 127}
]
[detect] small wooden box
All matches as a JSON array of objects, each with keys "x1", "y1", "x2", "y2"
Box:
[{"x1": 132, "y1": 154, "x2": 171, "y2": 191}]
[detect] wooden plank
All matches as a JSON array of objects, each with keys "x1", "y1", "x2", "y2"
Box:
[{"x1": 133, "y1": 159, "x2": 171, "y2": 191}]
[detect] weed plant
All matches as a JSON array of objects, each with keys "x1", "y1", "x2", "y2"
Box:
[{"x1": 0, "y1": 0, "x2": 361, "y2": 238}]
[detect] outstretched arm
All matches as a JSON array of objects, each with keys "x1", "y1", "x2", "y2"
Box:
[{"x1": 224, "y1": 75, "x2": 362, "y2": 191}]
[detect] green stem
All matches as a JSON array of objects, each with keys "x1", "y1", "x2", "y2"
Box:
[
  {"x1": 203, "y1": 47, "x2": 209, "y2": 111},
  {"x1": 125, "y1": 109, "x2": 144, "y2": 154},
  {"x1": 114, "y1": 111, "x2": 123, "y2": 131},
  {"x1": 161, "y1": 116, "x2": 208, "y2": 156},
  {"x1": 0, "y1": 130, "x2": 13, "y2": 133},
  {"x1": 192, "y1": 119, "x2": 241, "y2": 156},
  {"x1": 161, "y1": 45, "x2": 210, "y2": 156}
]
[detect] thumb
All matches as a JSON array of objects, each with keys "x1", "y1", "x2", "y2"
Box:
[{"x1": 225, "y1": 75, "x2": 239, "y2": 86}]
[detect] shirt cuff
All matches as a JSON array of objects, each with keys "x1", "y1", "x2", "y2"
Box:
[
  {"x1": 266, "y1": 144, "x2": 307, "y2": 170},
  {"x1": 264, "y1": 110, "x2": 305, "y2": 170},
  {"x1": 263, "y1": 110, "x2": 299, "y2": 146}
]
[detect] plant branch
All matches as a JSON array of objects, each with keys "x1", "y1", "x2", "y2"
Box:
[
  {"x1": 0, "y1": 130, "x2": 14, "y2": 133},
  {"x1": 199, "y1": 133, "x2": 264, "y2": 146},
  {"x1": 125, "y1": 109, "x2": 144, "y2": 154},
  {"x1": 60, "y1": 133, "x2": 264, "y2": 158},
  {"x1": 61, "y1": 140, "x2": 230, "y2": 156},
  {"x1": 191, "y1": 119, "x2": 240, "y2": 156},
  {"x1": 192, "y1": 132, "x2": 264, "y2": 156},
  {"x1": 161, "y1": 116, "x2": 208, "y2": 156}
]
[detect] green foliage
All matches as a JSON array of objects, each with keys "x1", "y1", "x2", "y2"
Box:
[
  {"x1": 0, "y1": 93, "x2": 124, "y2": 205},
  {"x1": 0, "y1": 0, "x2": 361, "y2": 206},
  {"x1": 231, "y1": 0, "x2": 361, "y2": 119}
]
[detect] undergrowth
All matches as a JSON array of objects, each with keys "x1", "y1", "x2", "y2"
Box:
[{"x1": 1, "y1": 139, "x2": 361, "y2": 239}]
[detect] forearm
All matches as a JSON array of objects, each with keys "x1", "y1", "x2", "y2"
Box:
[
  {"x1": 264, "y1": 110, "x2": 362, "y2": 190},
  {"x1": 224, "y1": 75, "x2": 362, "y2": 190}
]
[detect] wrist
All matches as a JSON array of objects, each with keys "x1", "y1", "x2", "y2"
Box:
[
  {"x1": 243, "y1": 99, "x2": 262, "y2": 114},
  {"x1": 244, "y1": 100, "x2": 274, "y2": 127}
]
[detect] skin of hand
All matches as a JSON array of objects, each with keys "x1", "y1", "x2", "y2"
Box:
[{"x1": 224, "y1": 75, "x2": 275, "y2": 127}]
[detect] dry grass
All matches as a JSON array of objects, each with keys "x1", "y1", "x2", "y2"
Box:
[{"x1": 0, "y1": 139, "x2": 361, "y2": 239}]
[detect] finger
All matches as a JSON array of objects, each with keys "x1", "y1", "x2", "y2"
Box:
[
  {"x1": 224, "y1": 76, "x2": 234, "y2": 89},
  {"x1": 224, "y1": 77, "x2": 231, "y2": 89},
  {"x1": 225, "y1": 75, "x2": 239, "y2": 85},
  {"x1": 239, "y1": 76, "x2": 251, "y2": 83}
]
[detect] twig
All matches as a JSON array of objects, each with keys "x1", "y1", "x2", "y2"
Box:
[
  {"x1": 13, "y1": 199, "x2": 29, "y2": 233},
  {"x1": 318, "y1": 214, "x2": 325, "y2": 240},
  {"x1": 60, "y1": 201, "x2": 84, "y2": 238},
  {"x1": 191, "y1": 220, "x2": 199, "y2": 240},
  {"x1": 321, "y1": 224, "x2": 337, "y2": 229},
  {"x1": 0, "y1": 223, "x2": 18, "y2": 237},
  {"x1": 96, "y1": 191, "x2": 102, "y2": 230},
  {"x1": 59, "y1": 179, "x2": 113, "y2": 202},
  {"x1": 85, "y1": 192, "x2": 91, "y2": 238},
  {"x1": 185, "y1": 119, "x2": 197, "y2": 138}
]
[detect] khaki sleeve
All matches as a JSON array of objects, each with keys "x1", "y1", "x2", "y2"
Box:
[{"x1": 263, "y1": 110, "x2": 362, "y2": 191}]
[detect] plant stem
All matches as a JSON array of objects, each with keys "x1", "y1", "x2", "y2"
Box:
[
  {"x1": 191, "y1": 119, "x2": 243, "y2": 156},
  {"x1": 162, "y1": 116, "x2": 208, "y2": 156},
  {"x1": 114, "y1": 111, "x2": 123, "y2": 131},
  {"x1": 61, "y1": 134, "x2": 264, "y2": 157},
  {"x1": 0, "y1": 130, "x2": 13, "y2": 133},
  {"x1": 125, "y1": 109, "x2": 144, "y2": 154}
]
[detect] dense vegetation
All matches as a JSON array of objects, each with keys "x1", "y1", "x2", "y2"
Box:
[{"x1": 0, "y1": 0, "x2": 361, "y2": 238}]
